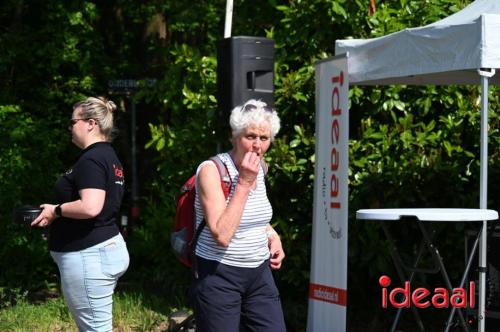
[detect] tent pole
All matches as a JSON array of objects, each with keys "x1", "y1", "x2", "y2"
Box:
[{"x1": 478, "y1": 69, "x2": 493, "y2": 332}]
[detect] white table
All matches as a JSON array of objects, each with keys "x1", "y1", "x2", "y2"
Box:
[
  {"x1": 357, "y1": 208, "x2": 498, "y2": 222},
  {"x1": 357, "y1": 208, "x2": 499, "y2": 332}
]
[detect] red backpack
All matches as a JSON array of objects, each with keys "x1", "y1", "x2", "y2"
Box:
[{"x1": 170, "y1": 156, "x2": 231, "y2": 267}]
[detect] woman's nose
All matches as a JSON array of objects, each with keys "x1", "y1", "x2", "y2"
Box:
[{"x1": 253, "y1": 138, "x2": 262, "y2": 148}]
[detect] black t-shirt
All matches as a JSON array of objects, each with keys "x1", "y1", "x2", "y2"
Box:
[{"x1": 49, "y1": 142, "x2": 125, "y2": 252}]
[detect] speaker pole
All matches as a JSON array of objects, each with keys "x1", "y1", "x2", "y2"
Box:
[
  {"x1": 224, "y1": 0, "x2": 233, "y2": 38},
  {"x1": 219, "y1": 0, "x2": 233, "y2": 154}
]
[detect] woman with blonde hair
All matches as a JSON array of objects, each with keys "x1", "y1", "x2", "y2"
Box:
[{"x1": 32, "y1": 96, "x2": 129, "y2": 332}]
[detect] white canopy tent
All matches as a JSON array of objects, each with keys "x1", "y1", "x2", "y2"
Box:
[
  {"x1": 335, "y1": 0, "x2": 500, "y2": 331},
  {"x1": 336, "y1": 0, "x2": 500, "y2": 85}
]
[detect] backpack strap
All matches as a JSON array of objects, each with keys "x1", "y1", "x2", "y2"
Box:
[
  {"x1": 260, "y1": 159, "x2": 268, "y2": 176},
  {"x1": 210, "y1": 155, "x2": 232, "y2": 198}
]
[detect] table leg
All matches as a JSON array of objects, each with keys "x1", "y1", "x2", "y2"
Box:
[
  {"x1": 444, "y1": 227, "x2": 481, "y2": 332},
  {"x1": 381, "y1": 223, "x2": 426, "y2": 332},
  {"x1": 417, "y1": 220, "x2": 470, "y2": 332}
]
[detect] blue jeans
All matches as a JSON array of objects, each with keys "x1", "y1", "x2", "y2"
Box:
[{"x1": 50, "y1": 233, "x2": 129, "y2": 332}]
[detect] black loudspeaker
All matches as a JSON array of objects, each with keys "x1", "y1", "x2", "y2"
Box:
[{"x1": 217, "y1": 36, "x2": 275, "y2": 122}]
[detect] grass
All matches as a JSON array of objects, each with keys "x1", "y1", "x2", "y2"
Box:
[
  {"x1": 0, "y1": 295, "x2": 76, "y2": 332},
  {"x1": 0, "y1": 287, "x2": 187, "y2": 332}
]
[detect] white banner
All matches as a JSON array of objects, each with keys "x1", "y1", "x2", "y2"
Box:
[{"x1": 307, "y1": 55, "x2": 349, "y2": 332}]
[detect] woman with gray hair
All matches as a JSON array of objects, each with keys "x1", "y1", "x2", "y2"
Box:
[
  {"x1": 32, "y1": 96, "x2": 129, "y2": 331},
  {"x1": 190, "y1": 99, "x2": 287, "y2": 331}
]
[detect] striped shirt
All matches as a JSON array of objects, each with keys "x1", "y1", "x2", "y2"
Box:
[{"x1": 194, "y1": 152, "x2": 272, "y2": 268}]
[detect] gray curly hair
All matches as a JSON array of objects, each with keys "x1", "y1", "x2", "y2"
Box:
[{"x1": 229, "y1": 99, "x2": 280, "y2": 141}]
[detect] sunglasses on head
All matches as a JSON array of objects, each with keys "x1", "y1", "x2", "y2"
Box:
[{"x1": 241, "y1": 103, "x2": 274, "y2": 113}]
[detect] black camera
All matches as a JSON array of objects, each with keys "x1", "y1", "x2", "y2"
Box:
[{"x1": 13, "y1": 206, "x2": 42, "y2": 225}]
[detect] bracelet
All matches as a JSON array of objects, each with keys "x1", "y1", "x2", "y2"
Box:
[{"x1": 266, "y1": 229, "x2": 278, "y2": 239}]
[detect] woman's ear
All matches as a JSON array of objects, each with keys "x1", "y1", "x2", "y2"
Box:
[{"x1": 87, "y1": 119, "x2": 97, "y2": 132}]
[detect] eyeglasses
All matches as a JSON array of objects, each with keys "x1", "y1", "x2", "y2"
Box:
[
  {"x1": 241, "y1": 103, "x2": 274, "y2": 113},
  {"x1": 69, "y1": 118, "x2": 90, "y2": 127}
]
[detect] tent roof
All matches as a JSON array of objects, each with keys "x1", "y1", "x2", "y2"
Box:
[{"x1": 335, "y1": 0, "x2": 500, "y2": 85}]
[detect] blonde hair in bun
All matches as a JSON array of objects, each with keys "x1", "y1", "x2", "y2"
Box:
[
  {"x1": 105, "y1": 99, "x2": 117, "y2": 113},
  {"x1": 73, "y1": 96, "x2": 118, "y2": 141}
]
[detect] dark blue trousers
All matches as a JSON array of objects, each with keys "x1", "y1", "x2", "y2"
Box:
[{"x1": 190, "y1": 257, "x2": 286, "y2": 332}]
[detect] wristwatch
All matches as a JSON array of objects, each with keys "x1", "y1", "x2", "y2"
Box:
[{"x1": 55, "y1": 204, "x2": 62, "y2": 217}]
